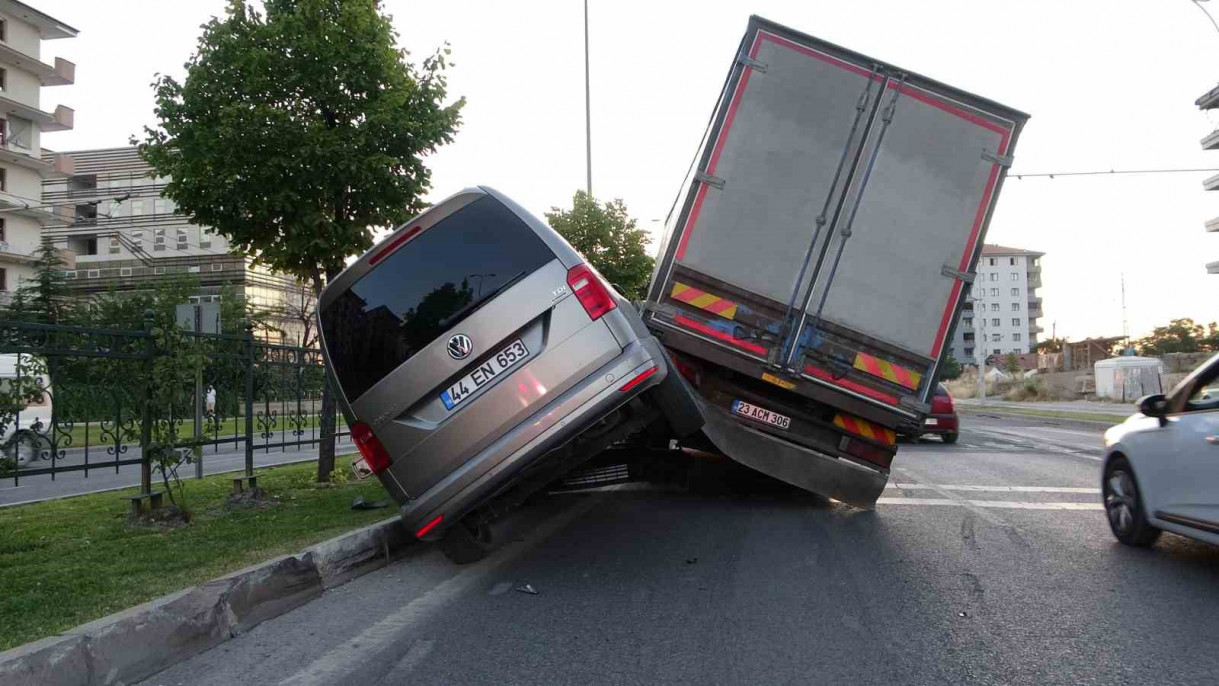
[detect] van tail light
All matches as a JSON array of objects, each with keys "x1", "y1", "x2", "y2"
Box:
[
  {"x1": 619, "y1": 365, "x2": 659, "y2": 392},
  {"x1": 351, "y1": 422, "x2": 392, "y2": 474},
  {"x1": 566, "y1": 263, "x2": 617, "y2": 321}
]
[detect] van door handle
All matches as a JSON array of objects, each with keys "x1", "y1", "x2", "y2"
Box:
[{"x1": 1207, "y1": 435, "x2": 1219, "y2": 445}]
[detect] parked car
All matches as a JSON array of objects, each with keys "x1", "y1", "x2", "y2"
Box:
[
  {"x1": 0, "y1": 353, "x2": 54, "y2": 467},
  {"x1": 318, "y1": 186, "x2": 695, "y2": 563},
  {"x1": 898, "y1": 383, "x2": 959, "y2": 444},
  {"x1": 1101, "y1": 351, "x2": 1219, "y2": 547}
]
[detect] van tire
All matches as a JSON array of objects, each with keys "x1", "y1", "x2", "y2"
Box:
[{"x1": 437, "y1": 517, "x2": 495, "y2": 564}]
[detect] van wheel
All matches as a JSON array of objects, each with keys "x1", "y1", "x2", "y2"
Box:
[
  {"x1": 437, "y1": 516, "x2": 495, "y2": 564},
  {"x1": 6, "y1": 431, "x2": 43, "y2": 465}
]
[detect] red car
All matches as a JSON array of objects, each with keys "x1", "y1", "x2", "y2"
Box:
[{"x1": 899, "y1": 383, "x2": 959, "y2": 444}]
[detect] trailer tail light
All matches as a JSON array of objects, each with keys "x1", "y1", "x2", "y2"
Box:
[
  {"x1": 619, "y1": 365, "x2": 659, "y2": 392},
  {"x1": 415, "y1": 514, "x2": 445, "y2": 539},
  {"x1": 842, "y1": 438, "x2": 895, "y2": 470},
  {"x1": 351, "y1": 422, "x2": 392, "y2": 474},
  {"x1": 567, "y1": 263, "x2": 617, "y2": 320}
]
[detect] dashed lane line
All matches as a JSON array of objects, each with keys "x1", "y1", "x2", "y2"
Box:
[
  {"x1": 885, "y1": 484, "x2": 1099, "y2": 494},
  {"x1": 877, "y1": 497, "x2": 1102, "y2": 511}
]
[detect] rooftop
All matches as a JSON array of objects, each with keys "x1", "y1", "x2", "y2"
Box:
[{"x1": 981, "y1": 243, "x2": 1044, "y2": 258}]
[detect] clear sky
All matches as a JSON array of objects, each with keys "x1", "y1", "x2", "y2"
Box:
[{"x1": 31, "y1": 0, "x2": 1219, "y2": 341}]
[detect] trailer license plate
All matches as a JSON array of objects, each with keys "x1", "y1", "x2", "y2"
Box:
[
  {"x1": 731, "y1": 399, "x2": 791, "y2": 430},
  {"x1": 440, "y1": 339, "x2": 530, "y2": 410}
]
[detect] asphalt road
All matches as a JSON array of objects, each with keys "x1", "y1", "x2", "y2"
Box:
[
  {"x1": 0, "y1": 429, "x2": 354, "y2": 506},
  {"x1": 141, "y1": 414, "x2": 1219, "y2": 686}
]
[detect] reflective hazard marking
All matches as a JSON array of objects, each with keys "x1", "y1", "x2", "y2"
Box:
[
  {"x1": 670, "y1": 282, "x2": 739, "y2": 320},
  {"x1": 833, "y1": 413, "x2": 896, "y2": 446},
  {"x1": 853, "y1": 351, "x2": 922, "y2": 390}
]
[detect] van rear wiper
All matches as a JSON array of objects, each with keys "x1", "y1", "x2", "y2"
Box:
[{"x1": 437, "y1": 271, "x2": 528, "y2": 330}]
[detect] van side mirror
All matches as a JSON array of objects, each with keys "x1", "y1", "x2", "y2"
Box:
[{"x1": 1137, "y1": 393, "x2": 1168, "y2": 426}]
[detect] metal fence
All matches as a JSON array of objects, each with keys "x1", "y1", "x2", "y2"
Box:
[{"x1": 0, "y1": 313, "x2": 348, "y2": 506}]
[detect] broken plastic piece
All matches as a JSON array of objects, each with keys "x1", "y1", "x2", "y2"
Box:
[
  {"x1": 350, "y1": 495, "x2": 393, "y2": 510},
  {"x1": 515, "y1": 584, "x2": 539, "y2": 595}
]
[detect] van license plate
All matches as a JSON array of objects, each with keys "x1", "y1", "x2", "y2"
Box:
[
  {"x1": 440, "y1": 339, "x2": 530, "y2": 410},
  {"x1": 731, "y1": 399, "x2": 791, "y2": 430}
]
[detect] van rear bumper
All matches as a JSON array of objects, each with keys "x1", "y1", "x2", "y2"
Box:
[{"x1": 402, "y1": 334, "x2": 669, "y2": 538}]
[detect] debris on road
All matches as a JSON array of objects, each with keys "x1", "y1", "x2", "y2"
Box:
[
  {"x1": 350, "y1": 495, "x2": 393, "y2": 510},
  {"x1": 515, "y1": 584, "x2": 539, "y2": 595},
  {"x1": 686, "y1": 557, "x2": 699, "y2": 565}
]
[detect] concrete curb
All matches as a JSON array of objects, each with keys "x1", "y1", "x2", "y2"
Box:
[
  {"x1": 0, "y1": 516, "x2": 414, "y2": 686},
  {"x1": 958, "y1": 405, "x2": 1122, "y2": 429}
]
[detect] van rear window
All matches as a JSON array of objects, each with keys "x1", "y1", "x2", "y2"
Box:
[{"x1": 320, "y1": 196, "x2": 554, "y2": 401}]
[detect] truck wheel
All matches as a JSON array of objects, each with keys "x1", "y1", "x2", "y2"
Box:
[
  {"x1": 941, "y1": 432, "x2": 959, "y2": 444},
  {"x1": 6, "y1": 431, "x2": 43, "y2": 465},
  {"x1": 437, "y1": 516, "x2": 495, "y2": 564}
]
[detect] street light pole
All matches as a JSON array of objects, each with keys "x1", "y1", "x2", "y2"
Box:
[{"x1": 584, "y1": 0, "x2": 593, "y2": 196}]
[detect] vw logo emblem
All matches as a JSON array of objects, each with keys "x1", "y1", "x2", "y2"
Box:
[{"x1": 447, "y1": 334, "x2": 473, "y2": 360}]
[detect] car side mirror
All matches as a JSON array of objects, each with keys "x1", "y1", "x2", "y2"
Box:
[{"x1": 1137, "y1": 393, "x2": 1168, "y2": 426}]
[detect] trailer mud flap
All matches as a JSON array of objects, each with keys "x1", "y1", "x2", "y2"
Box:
[{"x1": 696, "y1": 395, "x2": 888, "y2": 509}]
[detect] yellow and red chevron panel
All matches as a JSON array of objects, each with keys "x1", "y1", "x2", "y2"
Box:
[
  {"x1": 853, "y1": 351, "x2": 922, "y2": 391},
  {"x1": 833, "y1": 412, "x2": 897, "y2": 447},
  {"x1": 670, "y1": 282, "x2": 738, "y2": 321}
]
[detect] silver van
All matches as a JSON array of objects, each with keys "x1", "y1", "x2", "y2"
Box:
[{"x1": 318, "y1": 187, "x2": 683, "y2": 562}]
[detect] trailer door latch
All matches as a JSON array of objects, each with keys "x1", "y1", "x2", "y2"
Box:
[
  {"x1": 982, "y1": 150, "x2": 1014, "y2": 167},
  {"x1": 737, "y1": 55, "x2": 768, "y2": 73},
  {"x1": 940, "y1": 264, "x2": 975, "y2": 283},
  {"x1": 694, "y1": 171, "x2": 725, "y2": 190}
]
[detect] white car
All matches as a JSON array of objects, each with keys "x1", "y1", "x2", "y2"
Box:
[
  {"x1": 1102, "y1": 352, "x2": 1219, "y2": 547},
  {"x1": 0, "y1": 353, "x2": 54, "y2": 467}
]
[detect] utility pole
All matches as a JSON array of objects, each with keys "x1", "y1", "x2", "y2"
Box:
[
  {"x1": 1120, "y1": 273, "x2": 1129, "y2": 349},
  {"x1": 976, "y1": 297, "x2": 986, "y2": 403},
  {"x1": 583, "y1": 0, "x2": 593, "y2": 195}
]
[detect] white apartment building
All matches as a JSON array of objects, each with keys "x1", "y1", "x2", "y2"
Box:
[
  {"x1": 0, "y1": 0, "x2": 75, "y2": 301},
  {"x1": 951, "y1": 244, "x2": 1044, "y2": 365}
]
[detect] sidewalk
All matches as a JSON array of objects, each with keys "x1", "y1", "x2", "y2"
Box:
[{"x1": 956, "y1": 398, "x2": 1136, "y2": 424}]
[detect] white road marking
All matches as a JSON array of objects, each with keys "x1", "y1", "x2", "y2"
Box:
[
  {"x1": 385, "y1": 639, "x2": 435, "y2": 678},
  {"x1": 276, "y1": 488, "x2": 617, "y2": 686},
  {"x1": 894, "y1": 467, "x2": 1008, "y2": 526},
  {"x1": 886, "y1": 484, "x2": 1099, "y2": 494},
  {"x1": 877, "y1": 497, "x2": 1102, "y2": 511}
]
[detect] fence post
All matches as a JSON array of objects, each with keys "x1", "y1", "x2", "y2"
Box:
[
  {"x1": 243, "y1": 319, "x2": 256, "y2": 489},
  {"x1": 139, "y1": 309, "x2": 154, "y2": 498}
]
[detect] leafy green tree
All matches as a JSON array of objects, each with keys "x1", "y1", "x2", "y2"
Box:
[
  {"x1": 137, "y1": 0, "x2": 464, "y2": 481},
  {"x1": 1135, "y1": 318, "x2": 1213, "y2": 356},
  {"x1": 1035, "y1": 337, "x2": 1064, "y2": 354},
  {"x1": 1003, "y1": 352, "x2": 1021, "y2": 375},
  {"x1": 545, "y1": 191, "x2": 654, "y2": 300},
  {"x1": 7, "y1": 241, "x2": 76, "y2": 324},
  {"x1": 938, "y1": 354, "x2": 963, "y2": 381}
]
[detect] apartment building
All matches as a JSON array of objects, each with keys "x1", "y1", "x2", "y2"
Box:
[
  {"x1": 41, "y1": 146, "x2": 311, "y2": 342},
  {"x1": 0, "y1": 0, "x2": 75, "y2": 302},
  {"x1": 951, "y1": 244, "x2": 1044, "y2": 365}
]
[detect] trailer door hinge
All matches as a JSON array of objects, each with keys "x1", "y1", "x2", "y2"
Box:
[
  {"x1": 694, "y1": 171, "x2": 725, "y2": 190},
  {"x1": 737, "y1": 55, "x2": 768, "y2": 73},
  {"x1": 982, "y1": 150, "x2": 1014, "y2": 167},
  {"x1": 941, "y1": 264, "x2": 975, "y2": 283}
]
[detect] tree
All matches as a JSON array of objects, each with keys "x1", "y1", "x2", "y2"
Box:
[
  {"x1": 545, "y1": 191, "x2": 654, "y2": 301},
  {"x1": 137, "y1": 0, "x2": 464, "y2": 482},
  {"x1": 1035, "y1": 337, "x2": 1064, "y2": 354},
  {"x1": 1003, "y1": 352, "x2": 1021, "y2": 375},
  {"x1": 1135, "y1": 318, "x2": 1214, "y2": 356},
  {"x1": 938, "y1": 354, "x2": 963, "y2": 381},
  {"x1": 9, "y1": 241, "x2": 76, "y2": 324}
]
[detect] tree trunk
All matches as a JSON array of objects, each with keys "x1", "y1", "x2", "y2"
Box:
[{"x1": 314, "y1": 272, "x2": 337, "y2": 483}]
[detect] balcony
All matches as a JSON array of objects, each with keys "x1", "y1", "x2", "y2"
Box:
[
  {"x1": 1207, "y1": 174, "x2": 1219, "y2": 192},
  {"x1": 1208, "y1": 217, "x2": 1219, "y2": 233},
  {"x1": 0, "y1": 192, "x2": 59, "y2": 225},
  {"x1": 0, "y1": 94, "x2": 72, "y2": 132},
  {"x1": 0, "y1": 43, "x2": 73, "y2": 86},
  {"x1": 1209, "y1": 261, "x2": 1219, "y2": 275},
  {"x1": 1198, "y1": 83, "x2": 1219, "y2": 109},
  {"x1": 0, "y1": 145, "x2": 71, "y2": 178},
  {"x1": 1204, "y1": 129, "x2": 1219, "y2": 151}
]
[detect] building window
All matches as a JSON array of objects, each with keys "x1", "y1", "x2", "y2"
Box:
[
  {"x1": 1010, "y1": 258, "x2": 1017, "y2": 266},
  {"x1": 988, "y1": 258, "x2": 996, "y2": 266},
  {"x1": 0, "y1": 19, "x2": 7, "y2": 42},
  {"x1": 154, "y1": 266, "x2": 166, "y2": 275},
  {"x1": 964, "y1": 347, "x2": 973, "y2": 358},
  {"x1": 988, "y1": 287, "x2": 998, "y2": 296},
  {"x1": 1010, "y1": 288, "x2": 1019, "y2": 296},
  {"x1": 993, "y1": 348, "x2": 1002, "y2": 355},
  {"x1": 0, "y1": 68, "x2": 6, "y2": 93},
  {"x1": 963, "y1": 332, "x2": 974, "y2": 342},
  {"x1": 131, "y1": 199, "x2": 145, "y2": 216},
  {"x1": 176, "y1": 228, "x2": 188, "y2": 250},
  {"x1": 200, "y1": 232, "x2": 212, "y2": 249},
  {"x1": 87, "y1": 269, "x2": 99, "y2": 279},
  {"x1": 990, "y1": 303, "x2": 999, "y2": 311},
  {"x1": 1010, "y1": 272, "x2": 1019, "y2": 281},
  {"x1": 963, "y1": 302, "x2": 973, "y2": 311},
  {"x1": 0, "y1": 167, "x2": 6, "y2": 191},
  {"x1": 154, "y1": 228, "x2": 165, "y2": 252},
  {"x1": 1011, "y1": 302, "x2": 1020, "y2": 311},
  {"x1": 109, "y1": 237, "x2": 120, "y2": 255},
  {"x1": 989, "y1": 273, "x2": 998, "y2": 281},
  {"x1": 211, "y1": 263, "x2": 222, "y2": 272},
  {"x1": 963, "y1": 317, "x2": 972, "y2": 327},
  {"x1": 0, "y1": 217, "x2": 5, "y2": 243},
  {"x1": 1012, "y1": 318, "x2": 1021, "y2": 326},
  {"x1": 120, "y1": 267, "x2": 132, "y2": 277},
  {"x1": 0, "y1": 267, "x2": 5, "y2": 291},
  {"x1": 132, "y1": 230, "x2": 142, "y2": 248},
  {"x1": 154, "y1": 198, "x2": 168, "y2": 214},
  {"x1": 1013, "y1": 333, "x2": 1022, "y2": 342},
  {"x1": 63, "y1": 270, "x2": 76, "y2": 279},
  {"x1": 992, "y1": 333, "x2": 1002, "y2": 342},
  {"x1": 991, "y1": 317, "x2": 1000, "y2": 326}
]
